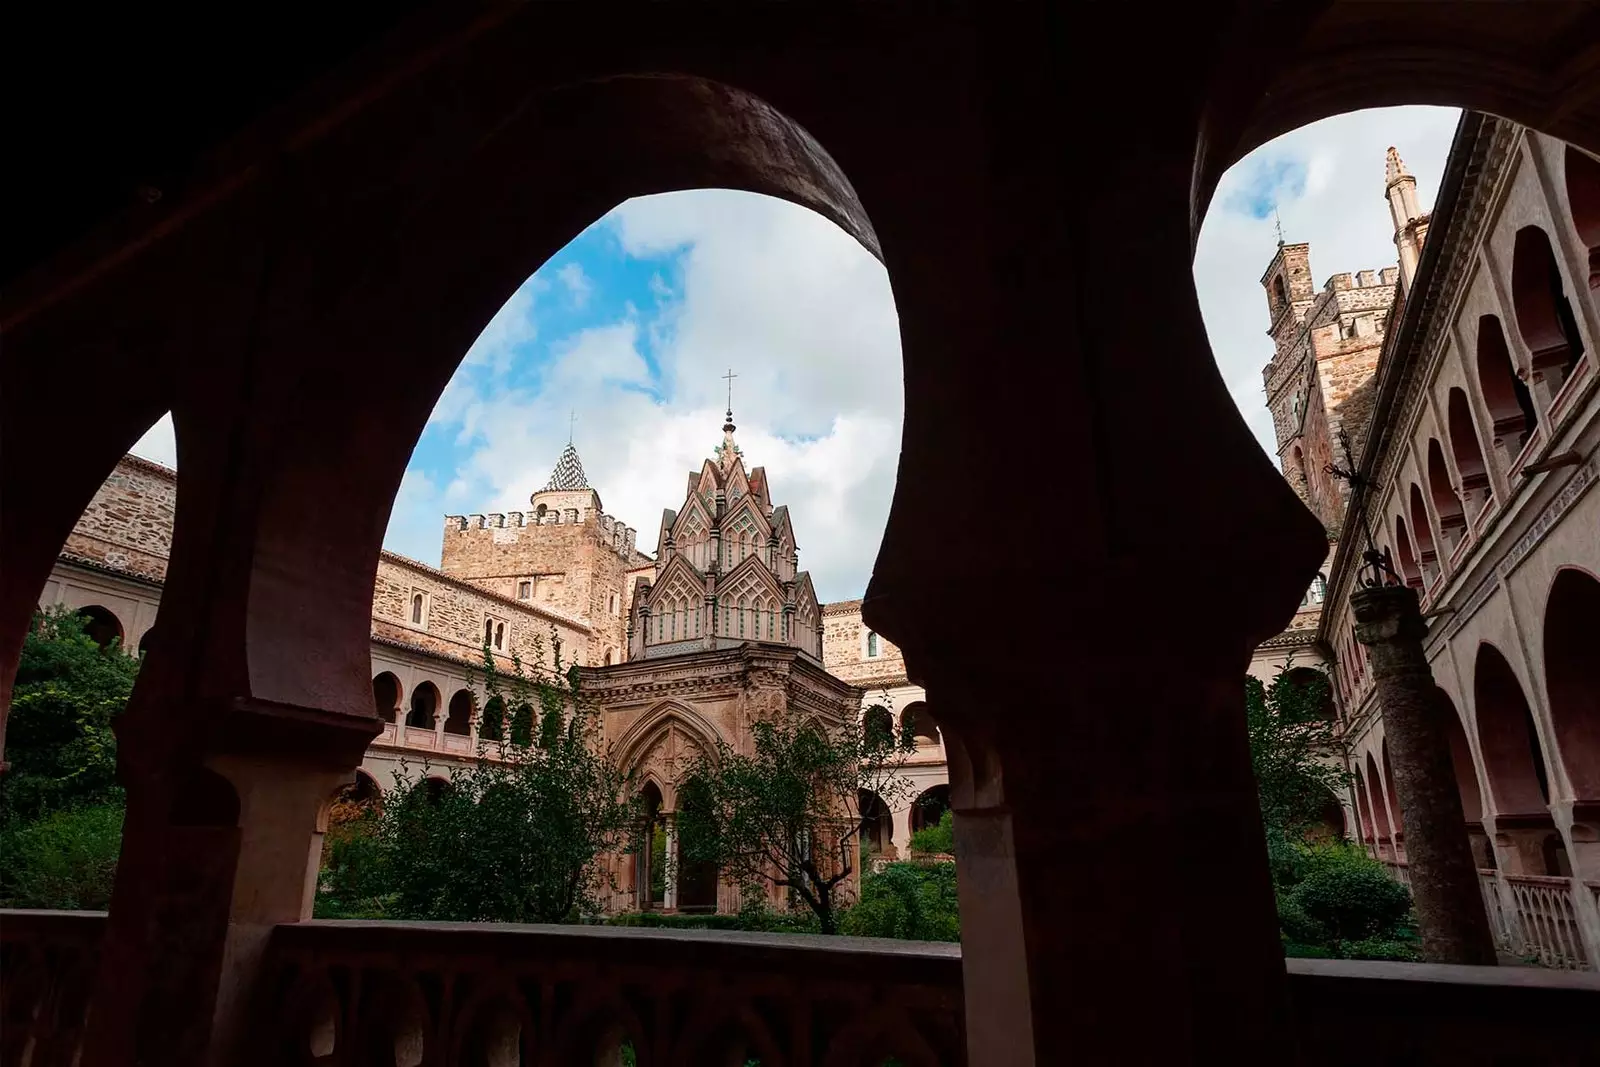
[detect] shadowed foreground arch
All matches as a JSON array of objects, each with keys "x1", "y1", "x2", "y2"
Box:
[{"x1": 9, "y1": 5, "x2": 1600, "y2": 1062}]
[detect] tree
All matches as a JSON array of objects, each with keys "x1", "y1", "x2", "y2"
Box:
[
  {"x1": 675, "y1": 703, "x2": 917, "y2": 934},
  {"x1": 318, "y1": 635, "x2": 635, "y2": 923},
  {"x1": 1, "y1": 607, "x2": 140, "y2": 823},
  {"x1": 1244, "y1": 664, "x2": 1349, "y2": 881}
]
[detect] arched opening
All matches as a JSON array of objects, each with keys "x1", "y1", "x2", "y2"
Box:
[
  {"x1": 1407, "y1": 483, "x2": 1436, "y2": 575},
  {"x1": 422, "y1": 776, "x2": 453, "y2": 805},
  {"x1": 1511, "y1": 225, "x2": 1585, "y2": 385},
  {"x1": 1475, "y1": 314, "x2": 1537, "y2": 452},
  {"x1": 1472, "y1": 642, "x2": 1551, "y2": 814},
  {"x1": 1352, "y1": 768, "x2": 1377, "y2": 849},
  {"x1": 1543, "y1": 569, "x2": 1600, "y2": 802},
  {"x1": 1437, "y1": 689, "x2": 1484, "y2": 824},
  {"x1": 1392, "y1": 515, "x2": 1422, "y2": 589},
  {"x1": 1362, "y1": 753, "x2": 1393, "y2": 854},
  {"x1": 74, "y1": 605, "x2": 123, "y2": 650},
  {"x1": 675, "y1": 775, "x2": 720, "y2": 913},
  {"x1": 1426, "y1": 438, "x2": 1466, "y2": 543},
  {"x1": 1305, "y1": 790, "x2": 1346, "y2": 844},
  {"x1": 372, "y1": 672, "x2": 402, "y2": 724},
  {"x1": 1566, "y1": 146, "x2": 1600, "y2": 290},
  {"x1": 136, "y1": 627, "x2": 155, "y2": 657},
  {"x1": 901, "y1": 702, "x2": 940, "y2": 747},
  {"x1": 1282, "y1": 666, "x2": 1335, "y2": 722},
  {"x1": 1381, "y1": 741, "x2": 1405, "y2": 843},
  {"x1": 1446, "y1": 387, "x2": 1490, "y2": 509},
  {"x1": 635, "y1": 781, "x2": 665, "y2": 912},
  {"x1": 444, "y1": 689, "x2": 474, "y2": 736},
  {"x1": 862, "y1": 704, "x2": 894, "y2": 746},
  {"x1": 406, "y1": 681, "x2": 440, "y2": 730},
  {"x1": 910, "y1": 784, "x2": 951, "y2": 835},
  {"x1": 857, "y1": 788, "x2": 893, "y2": 857},
  {"x1": 479, "y1": 696, "x2": 506, "y2": 742}
]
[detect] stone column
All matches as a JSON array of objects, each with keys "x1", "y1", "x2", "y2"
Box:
[
  {"x1": 662, "y1": 813, "x2": 679, "y2": 911},
  {"x1": 1352, "y1": 584, "x2": 1497, "y2": 965}
]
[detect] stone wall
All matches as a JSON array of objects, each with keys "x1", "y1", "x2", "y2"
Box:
[
  {"x1": 440, "y1": 511, "x2": 651, "y2": 664},
  {"x1": 59, "y1": 455, "x2": 176, "y2": 583},
  {"x1": 372, "y1": 553, "x2": 589, "y2": 670},
  {"x1": 821, "y1": 599, "x2": 908, "y2": 688}
]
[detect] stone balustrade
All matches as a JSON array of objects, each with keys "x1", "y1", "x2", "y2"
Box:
[{"x1": 6, "y1": 909, "x2": 1600, "y2": 1064}]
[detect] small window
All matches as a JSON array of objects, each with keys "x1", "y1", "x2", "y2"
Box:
[
  {"x1": 484, "y1": 618, "x2": 494, "y2": 646},
  {"x1": 411, "y1": 592, "x2": 425, "y2": 626},
  {"x1": 609, "y1": 593, "x2": 618, "y2": 614},
  {"x1": 1312, "y1": 573, "x2": 1328, "y2": 603},
  {"x1": 494, "y1": 622, "x2": 505, "y2": 650},
  {"x1": 518, "y1": 581, "x2": 531, "y2": 600},
  {"x1": 866, "y1": 631, "x2": 880, "y2": 658}
]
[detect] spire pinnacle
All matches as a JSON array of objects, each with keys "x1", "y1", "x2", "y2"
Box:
[
  {"x1": 542, "y1": 441, "x2": 589, "y2": 492},
  {"x1": 1385, "y1": 146, "x2": 1412, "y2": 186},
  {"x1": 716, "y1": 367, "x2": 742, "y2": 470}
]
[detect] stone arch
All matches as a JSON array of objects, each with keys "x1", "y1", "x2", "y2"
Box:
[
  {"x1": 479, "y1": 695, "x2": 506, "y2": 742},
  {"x1": 1436, "y1": 688, "x2": 1484, "y2": 825},
  {"x1": 1282, "y1": 666, "x2": 1334, "y2": 722},
  {"x1": 1426, "y1": 437, "x2": 1465, "y2": 540},
  {"x1": 406, "y1": 680, "x2": 440, "y2": 730},
  {"x1": 1565, "y1": 146, "x2": 1600, "y2": 290},
  {"x1": 910, "y1": 784, "x2": 951, "y2": 835},
  {"x1": 1475, "y1": 314, "x2": 1537, "y2": 451},
  {"x1": 863, "y1": 703, "x2": 894, "y2": 745},
  {"x1": 1446, "y1": 388, "x2": 1490, "y2": 505},
  {"x1": 675, "y1": 773, "x2": 720, "y2": 912},
  {"x1": 372, "y1": 671, "x2": 402, "y2": 724},
  {"x1": 612, "y1": 701, "x2": 723, "y2": 802},
  {"x1": 1381, "y1": 740, "x2": 1404, "y2": 839},
  {"x1": 1472, "y1": 642, "x2": 1550, "y2": 815},
  {"x1": 449, "y1": 983, "x2": 534, "y2": 1067},
  {"x1": 74, "y1": 604, "x2": 124, "y2": 650},
  {"x1": 1392, "y1": 514, "x2": 1422, "y2": 589},
  {"x1": 858, "y1": 788, "x2": 893, "y2": 855},
  {"x1": 1363, "y1": 751, "x2": 1393, "y2": 845},
  {"x1": 444, "y1": 688, "x2": 474, "y2": 736},
  {"x1": 1542, "y1": 568, "x2": 1600, "y2": 802},
  {"x1": 1352, "y1": 766, "x2": 1377, "y2": 847},
  {"x1": 901, "y1": 701, "x2": 940, "y2": 746},
  {"x1": 1407, "y1": 482, "x2": 1436, "y2": 572},
  {"x1": 1510, "y1": 225, "x2": 1585, "y2": 382}
]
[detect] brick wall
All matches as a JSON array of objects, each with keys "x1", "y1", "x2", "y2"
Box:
[
  {"x1": 821, "y1": 600, "x2": 907, "y2": 687},
  {"x1": 60, "y1": 456, "x2": 176, "y2": 583}
]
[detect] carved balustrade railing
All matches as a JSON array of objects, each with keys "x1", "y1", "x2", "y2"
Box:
[
  {"x1": 1389, "y1": 862, "x2": 1600, "y2": 971},
  {"x1": 7, "y1": 909, "x2": 1600, "y2": 1065}
]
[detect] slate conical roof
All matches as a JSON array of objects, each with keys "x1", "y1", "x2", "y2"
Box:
[{"x1": 544, "y1": 443, "x2": 590, "y2": 491}]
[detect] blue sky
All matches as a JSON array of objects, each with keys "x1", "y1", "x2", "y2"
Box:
[{"x1": 130, "y1": 106, "x2": 1461, "y2": 600}]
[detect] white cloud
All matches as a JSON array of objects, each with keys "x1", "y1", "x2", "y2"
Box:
[
  {"x1": 129, "y1": 412, "x2": 177, "y2": 469},
  {"x1": 460, "y1": 281, "x2": 540, "y2": 377},
  {"x1": 557, "y1": 262, "x2": 592, "y2": 308},
  {"x1": 1194, "y1": 106, "x2": 1460, "y2": 457}
]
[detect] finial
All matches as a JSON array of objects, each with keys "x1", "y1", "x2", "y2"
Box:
[
  {"x1": 721, "y1": 368, "x2": 739, "y2": 432},
  {"x1": 569, "y1": 409, "x2": 576, "y2": 446},
  {"x1": 1385, "y1": 146, "x2": 1411, "y2": 185},
  {"x1": 1273, "y1": 206, "x2": 1285, "y2": 248}
]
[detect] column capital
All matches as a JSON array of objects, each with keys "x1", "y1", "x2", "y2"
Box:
[{"x1": 1351, "y1": 584, "x2": 1427, "y2": 646}]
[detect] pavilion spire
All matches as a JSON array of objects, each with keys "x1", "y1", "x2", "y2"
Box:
[{"x1": 544, "y1": 441, "x2": 590, "y2": 491}]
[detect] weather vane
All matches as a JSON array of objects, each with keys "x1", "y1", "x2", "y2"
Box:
[
  {"x1": 1326, "y1": 428, "x2": 1399, "y2": 589},
  {"x1": 1273, "y1": 206, "x2": 1286, "y2": 247},
  {"x1": 568, "y1": 409, "x2": 576, "y2": 445}
]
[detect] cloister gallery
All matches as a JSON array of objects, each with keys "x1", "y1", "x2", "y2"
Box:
[{"x1": 4, "y1": 4, "x2": 1600, "y2": 1065}]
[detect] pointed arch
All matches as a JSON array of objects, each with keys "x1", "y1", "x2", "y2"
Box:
[
  {"x1": 1426, "y1": 438, "x2": 1465, "y2": 538},
  {"x1": 1446, "y1": 388, "x2": 1490, "y2": 504},
  {"x1": 1407, "y1": 482, "x2": 1436, "y2": 571},
  {"x1": 611, "y1": 701, "x2": 725, "y2": 791},
  {"x1": 1511, "y1": 225, "x2": 1585, "y2": 381}
]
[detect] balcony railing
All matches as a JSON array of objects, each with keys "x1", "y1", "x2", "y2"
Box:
[
  {"x1": 5, "y1": 909, "x2": 1600, "y2": 1064},
  {"x1": 1385, "y1": 862, "x2": 1600, "y2": 971}
]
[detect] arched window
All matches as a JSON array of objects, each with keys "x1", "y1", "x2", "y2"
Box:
[
  {"x1": 74, "y1": 605, "x2": 124, "y2": 650},
  {"x1": 493, "y1": 622, "x2": 505, "y2": 650},
  {"x1": 372, "y1": 672, "x2": 402, "y2": 724},
  {"x1": 1446, "y1": 388, "x2": 1490, "y2": 505},
  {"x1": 1564, "y1": 146, "x2": 1600, "y2": 291},
  {"x1": 1473, "y1": 642, "x2": 1552, "y2": 816},
  {"x1": 411, "y1": 592, "x2": 425, "y2": 624},
  {"x1": 484, "y1": 618, "x2": 494, "y2": 646},
  {"x1": 1426, "y1": 438, "x2": 1466, "y2": 541},
  {"x1": 1475, "y1": 315, "x2": 1537, "y2": 452},
  {"x1": 444, "y1": 689, "x2": 474, "y2": 736},
  {"x1": 863, "y1": 704, "x2": 894, "y2": 744},
  {"x1": 603, "y1": 648, "x2": 613, "y2": 666},
  {"x1": 866, "y1": 631, "x2": 880, "y2": 658},
  {"x1": 480, "y1": 696, "x2": 506, "y2": 741},
  {"x1": 1271, "y1": 274, "x2": 1287, "y2": 312},
  {"x1": 1511, "y1": 225, "x2": 1585, "y2": 384},
  {"x1": 407, "y1": 681, "x2": 440, "y2": 730},
  {"x1": 903, "y1": 702, "x2": 941, "y2": 747}
]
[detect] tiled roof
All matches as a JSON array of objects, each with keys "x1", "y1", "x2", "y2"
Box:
[{"x1": 544, "y1": 443, "x2": 589, "y2": 491}]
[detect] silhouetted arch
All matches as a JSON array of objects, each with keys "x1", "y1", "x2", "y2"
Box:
[
  {"x1": 1353, "y1": 768, "x2": 1377, "y2": 845},
  {"x1": 1473, "y1": 642, "x2": 1550, "y2": 814},
  {"x1": 1511, "y1": 225, "x2": 1584, "y2": 380},
  {"x1": 863, "y1": 704, "x2": 894, "y2": 745},
  {"x1": 675, "y1": 775, "x2": 719, "y2": 913},
  {"x1": 1283, "y1": 666, "x2": 1335, "y2": 722},
  {"x1": 372, "y1": 672, "x2": 402, "y2": 724},
  {"x1": 1565, "y1": 146, "x2": 1600, "y2": 290},
  {"x1": 444, "y1": 688, "x2": 474, "y2": 736},
  {"x1": 1426, "y1": 438, "x2": 1465, "y2": 538},
  {"x1": 406, "y1": 680, "x2": 440, "y2": 729},
  {"x1": 1363, "y1": 753, "x2": 1393, "y2": 843},
  {"x1": 74, "y1": 604, "x2": 123, "y2": 650},
  {"x1": 1543, "y1": 568, "x2": 1600, "y2": 801},
  {"x1": 479, "y1": 696, "x2": 506, "y2": 742},
  {"x1": 1475, "y1": 315, "x2": 1537, "y2": 449}
]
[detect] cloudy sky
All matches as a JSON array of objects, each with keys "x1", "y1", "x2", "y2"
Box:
[{"x1": 130, "y1": 105, "x2": 1460, "y2": 602}]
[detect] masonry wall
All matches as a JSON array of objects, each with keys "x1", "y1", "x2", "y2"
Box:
[
  {"x1": 60, "y1": 456, "x2": 176, "y2": 583},
  {"x1": 372, "y1": 554, "x2": 589, "y2": 670},
  {"x1": 440, "y1": 513, "x2": 650, "y2": 664},
  {"x1": 821, "y1": 600, "x2": 908, "y2": 687}
]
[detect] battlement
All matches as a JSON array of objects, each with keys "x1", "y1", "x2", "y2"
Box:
[
  {"x1": 445, "y1": 508, "x2": 637, "y2": 558},
  {"x1": 1327, "y1": 267, "x2": 1393, "y2": 292}
]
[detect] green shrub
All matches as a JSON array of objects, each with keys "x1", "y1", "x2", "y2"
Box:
[
  {"x1": 909, "y1": 810, "x2": 954, "y2": 856},
  {"x1": 841, "y1": 861, "x2": 959, "y2": 942},
  {"x1": 607, "y1": 911, "x2": 746, "y2": 931},
  {"x1": 0, "y1": 802, "x2": 124, "y2": 910},
  {"x1": 1341, "y1": 935, "x2": 1421, "y2": 962},
  {"x1": 1287, "y1": 846, "x2": 1412, "y2": 943}
]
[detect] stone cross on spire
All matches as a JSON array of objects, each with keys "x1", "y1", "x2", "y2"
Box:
[{"x1": 716, "y1": 367, "x2": 742, "y2": 470}]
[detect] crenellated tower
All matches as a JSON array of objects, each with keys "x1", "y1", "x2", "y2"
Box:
[{"x1": 627, "y1": 403, "x2": 822, "y2": 662}]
